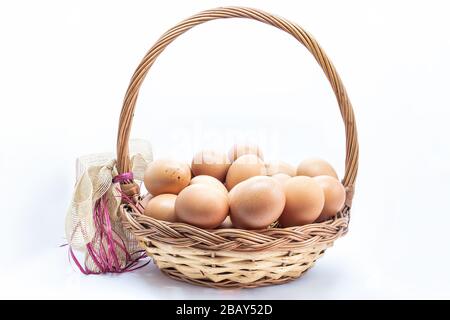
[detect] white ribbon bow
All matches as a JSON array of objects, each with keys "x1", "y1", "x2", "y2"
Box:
[{"x1": 65, "y1": 139, "x2": 153, "y2": 250}]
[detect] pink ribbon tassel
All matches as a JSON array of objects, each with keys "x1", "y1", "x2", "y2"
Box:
[{"x1": 69, "y1": 172, "x2": 148, "y2": 274}]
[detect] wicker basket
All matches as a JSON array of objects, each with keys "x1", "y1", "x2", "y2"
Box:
[{"x1": 118, "y1": 6, "x2": 359, "y2": 288}]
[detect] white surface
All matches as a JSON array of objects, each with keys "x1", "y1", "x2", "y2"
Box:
[{"x1": 1, "y1": 0, "x2": 450, "y2": 299}]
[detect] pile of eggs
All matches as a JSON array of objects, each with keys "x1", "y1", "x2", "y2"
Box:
[{"x1": 140, "y1": 144, "x2": 346, "y2": 230}]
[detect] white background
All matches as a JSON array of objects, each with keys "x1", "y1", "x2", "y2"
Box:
[{"x1": 1, "y1": 0, "x2": 450, "y2": 299}]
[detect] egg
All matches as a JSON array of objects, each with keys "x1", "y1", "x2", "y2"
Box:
[
  {"x1": 144, "y1": 194, "x2": 177, "y2": 222},
  {"x1": 296, "y1": 158, "x2": 338, "y2": 179},
  {"x1": 313, "y1": 175, "x2": 346, "y2": 222},
  {"x1": 175, "y1": 184, "x2": 229, "y2": 229},
  {"x1": 225, "y1": 154, "x2": 267, "y2": 190},
  {"x1": 265, "y1": 161, "x2": 296, "y2": 176},
  {"x1": 228, "y1": 143, "x2": 264, "y2": 162},
  {"x1": 143, "y1": 159, "x2": 191, "y2": 195},
  {"x1": 219, "y1": 216, "x2": 234, "y2": 229},
  {"x1": 191, "y1": 149, "x2": 231, "y2": 182},
  {"x1": 279, "y1": 176, "x2": 325, "y2": 227},
  {"x1": 229, "y1": 176, "x2": 285, "y2": 229},
  {"x1": 189, "y1": 175, "x2": 228, "y2": 196},
  {"x1": 271, "y1": 173, "x2": 291, "y2": 185}
]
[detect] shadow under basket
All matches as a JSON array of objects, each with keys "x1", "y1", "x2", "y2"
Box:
[{"x1": 116, "y1": 7, "x2": 359, "y2": 289}]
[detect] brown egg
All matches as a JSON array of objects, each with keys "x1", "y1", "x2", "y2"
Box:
[
  {"x1": 313, "y1": 176, "x2": 346, "y2": 222},
  {"x1": 271, "y1": 173, "x2": 291, "y2": 185},
  {"x1": 279, "y1": 176, "x2": 325, "y2": 227},
  {"x1": 144, "y1": 194, "x2": 177, "y2": 222},
  {"x1": 189, "y1": 175, "x2": 228, "y2": 196},
  {"x1": 296, "y1": 158, "x2": 338, "y2": 179},
  {"x1": 265, "y1": 161, "x2": 296, "y2": 176},
  {"x1": 229, "y1": 176, "x2": 285, "y2": 229},
  {"x1": 143, "y1": 159, "x2": 191, "y2": 196},
  {"x1": 219, "y1": 216, "x2": 234, "y2": 229},
  {"x1": 228, "y1": 143, "x2": 264, "y2": 162},
  {"x1": 191, "y1": 149, "x2": 231, "y2": 182},
  {"x1": 225, "y1": 154, "x2": 267, "y2": 190},
  {"x1": 175, "y1": 184, "x2": 229, "y2": 229}
]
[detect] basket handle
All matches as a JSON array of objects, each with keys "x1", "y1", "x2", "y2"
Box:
[{"x1": 116, "y1": 6, "x2": 359, "y2": 197}]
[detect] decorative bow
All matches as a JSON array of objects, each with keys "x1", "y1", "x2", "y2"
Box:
[{"x1": 65, "y1": 139, "x2": 152, "y2": 274}]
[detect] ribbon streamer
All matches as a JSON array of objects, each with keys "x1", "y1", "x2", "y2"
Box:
[{"x1": 65, "y1": 139, "x2": 153, "y2": 274}]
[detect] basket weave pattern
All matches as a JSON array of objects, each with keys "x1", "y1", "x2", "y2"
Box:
[
  {"x1": 121, "y1": 206, "x2": 349, "y2": 288},
  {"x1": 118, "y1": 6, "x2": 359, "y2": 288}
]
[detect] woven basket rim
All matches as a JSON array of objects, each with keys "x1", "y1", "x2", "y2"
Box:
[{"x1": 120, "y1": 203, "x2": 350, "y2": 252}]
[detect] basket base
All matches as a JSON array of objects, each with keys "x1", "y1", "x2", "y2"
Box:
[
  {"x1": 157, "y1": 258, "x2": 320, "y2": 289},
  {"x1": 144, "y1": 240, "x2": 330, "y2": 289}
]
